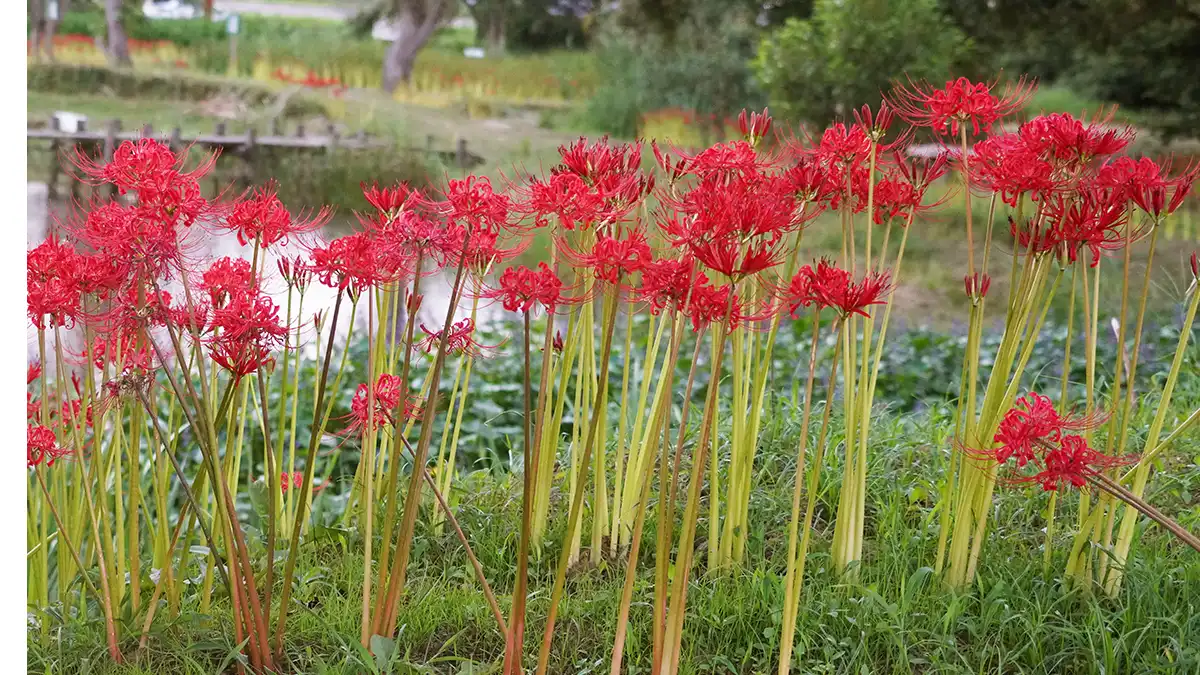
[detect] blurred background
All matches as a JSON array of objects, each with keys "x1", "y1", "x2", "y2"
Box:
[{"x1": 23, "y1": 0, "x2": 1200, "y2": 326}]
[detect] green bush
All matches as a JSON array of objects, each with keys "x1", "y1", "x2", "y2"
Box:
[
  {"x1": 754, "y1": 0, "x2": 970, "y2": 126},
  {"x1": 578, "y1": 6, "x2": 765, "y2": 138}
]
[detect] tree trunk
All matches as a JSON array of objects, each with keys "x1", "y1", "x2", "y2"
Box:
[
  {"x1": 381, "y1": 3, "x2": 448, "y2": 93},
  {"x1": 104, "y1": 0, "x2": 131, "y2": 67},
  {"x1": 485, "y1": 3, "x2": 506, "y2": 54},
  {"x1": 29, "y1": 0, "x2": 54, "y2": 63},
  {"x1": 204, "y1": 0, "x2": 214, "y2": 19}
]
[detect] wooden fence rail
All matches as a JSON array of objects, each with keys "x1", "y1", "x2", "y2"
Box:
[{"x1": 30, "y1": 117, "x2": 485, "y2": 201}]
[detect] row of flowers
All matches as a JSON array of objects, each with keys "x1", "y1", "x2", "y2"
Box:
[{"x1": 26, "y1": 75, "x2": 1200, "y2": 674}]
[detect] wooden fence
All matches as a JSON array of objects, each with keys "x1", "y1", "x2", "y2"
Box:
[{"x1": 29, "y1": 117, "x2": 485, "y2": 201}]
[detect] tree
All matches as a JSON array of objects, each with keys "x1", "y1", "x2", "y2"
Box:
[
  {"x1": 942, "y1": 0, "x2": 1200, "y2": 140},
  {"x1": 355, "y1": 0, "x2": 458, "y2": 91},
  {"x1": 104, "y1": 0, "x2": 131, "y2": 67},
  {"x1": 755, "y1": 0, "x2": 970, "y2": 126},
  {"x1": 28, "y1": 0, "x2": 66, "y2": 63},
  {"x1": 583, "y1": 1, "x2": 766, "y2": 138}
]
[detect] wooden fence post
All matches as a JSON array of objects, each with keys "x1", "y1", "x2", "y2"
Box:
[
  {"x1": 456, "y1": 137, "x2": 468, "y2": 170},
  {"x1": 169, "y1": 127, "x2": 182, "y2": 152},
  {"x1": 327, "y1": 122, "x2": 339, "y2": 156}
]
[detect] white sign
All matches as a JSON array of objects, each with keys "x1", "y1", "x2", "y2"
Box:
[
  {"x1": 46, "y1": 0, "x2": 59, "y2": 20},
  {"x1": 463, "y1": 47, "x2": 485, "y2": 59},
  {"x1": 226, "y1": 14, "x2": 240, "y2": 35}
]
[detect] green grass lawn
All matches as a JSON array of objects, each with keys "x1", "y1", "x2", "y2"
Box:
[{"x1": 27, "y1": 392, "x2": 1200, "y2": 674}]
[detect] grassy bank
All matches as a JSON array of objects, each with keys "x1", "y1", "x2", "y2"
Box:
[{"x1": 27, "y1": 381, "x2": 1200, "y2": 674}]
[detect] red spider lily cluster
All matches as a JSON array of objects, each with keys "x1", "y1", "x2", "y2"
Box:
[
  {"x1": 24, "y1": 72, "x2": 1200, "y2": 673},
  {"x1": 27, "y1": 424, "x2": 71, "y2": 468},
  {"x1": 983, "y1": 393, "x2": 1132, "y2": 491}
]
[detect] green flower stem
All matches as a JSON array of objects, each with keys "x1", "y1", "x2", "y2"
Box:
[
  {"x1": 534, "y1": 289, "x2": 622, "y2": 675},
  {"x1": 1106, "y1": 270, "x2": 1199, "y2": 595},
  {"x1": 610, "y1": 312, "x2": 683, "y2": 675}
]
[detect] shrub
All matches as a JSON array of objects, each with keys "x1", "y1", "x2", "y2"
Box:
[{"x1": 754, "y1": 0, "x2": 970, "y2": 125}]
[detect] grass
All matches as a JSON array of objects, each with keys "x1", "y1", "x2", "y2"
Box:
[
  {"x1": 28, "y1": 92, "x2": 235, "y2": 136},
  {"x1": 27, "y1": 391, "x2": 1200, "y2": 674},
  {"x1": 1024, "y1": 85, "x2": 1134, "y2": 122}
]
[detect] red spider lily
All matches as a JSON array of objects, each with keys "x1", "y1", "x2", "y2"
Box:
[
  {"x1": 812, "y1": 123, "x2": 872, "y2": 167},
  {"x1": 523, "y1": 172, "x2": 604, "y2": 230},
  {"x1": 28, "y1": 236, "x2": 84, "y2": 329},
  {"x1": 1023, "y1": 435, "x2": 1135, "y2": 492},
  {"x1": 344, "y1": 373, "x2": 422, "y2": 435},
  {"x1": 551, "y1": 137, "x2": 652, "y2": 223},
  {"x1": 1094, "y1": 156, "x2": 1165, "y2": 201},
  {"x1": 689, "y1": 237, "x2": 785, "y2": 281},
  {"x1": 1018, "y1": 112, "x2": 1133, "y2": 168},
  {"x1": 416, "y1": 318, "x2": 502, "y2": 358},
  {"x1": 28, "y1": 424, "x2": 71, "y2": 468},
  {"x1": 963, "y1": 273, "x2": 992, "y2": 301},
  {"x1": 28, "y1": 394, "x2": 40, "y2": 421},
  {"x1": 969, "y1": 134, "x2": 1056, "y2": 207},
  {"x1": 886, "y1": 149, "x2": 953, "y2": 222},
  {"x1": 74, "y1": 199, "x2": 197, "y2": 286},
  {"x1": 309, "y1": 232, "x2": 393, "y2": 294},
  {"x1": 557, "y1": 229, "x2": 653, "y2": 284},
  {"x1": 888, "y1": 76, "x2": 1036, "y2": 137},
  {"x1": 685, "y1": 280, "x2": 743, "y2": 331},
  {"x1": 362, "y1": 181, "x2": 420, "y2": 216},
  {"x1": 556, "y1": 137, "x2": 644, "y2": 189},
  {"x1": 636, "y1": 256, "x2": 701, "y2": 315},
  {"x1": 551, "y1": 331, "x2": 564, "y2": 353},
  {"x1": 485, "y1": 262, "x2": 574, "y2": 314},
  {"x1": 790, "y1": 259, "x2": 892, "y2": 318},
  {"x1": 1044, "y1": 188, "x2": 1129, "y2": 267},
  {"x1": 365, "y1": 209, "x2": 451, "y2": 272},
  {"x1": 826, "y1": 162, "x2": 873, "y2": 214},
  {"x1": 852, "y1": 102, "x2": 892, "y2": 141},
  {"x1": 872, "y1": 175, "x2": 921, "y2": 224},
  {"x1": 61, "y1": 399, "x2": 94, "y2": 429},
  {"x1": 991, "y1": 392, "x2": 1063, "y2": 467},
  {"x1": 447, "y1": 224, "x2": 529, "y2": 273},
  {"x1": 74, "y1": 138, "x2": 205, "y2": 194},
  {"x1": 223, "y1": 183, "x2": 331, "y2": 248},
  {"x1": 277, "y1": 255, "x2": 313, "y2": 291},
  {"x1": 205, "y1": 293, "x2": 288, "y2": 378},
  {"x1": 28, "y1": 362, "x2": 41, "y2": 385},
  {"x1": 89, "y1": 336, "x2": 154, "y2": 373},
  {"x1": 277, "y1": 471, "x2": 324, "y2": 495},
  {"x1": 782, "y1": 157, "x2": 838, "y2": 207},
  {"x1": 652, "y1": 141, "x2": 693, "y2": 184},
  {"x1": 1129, "y1": 164, "x2": 1196, "y2": 220},
  {"x1": 678, "y1": 140, "x2": 764, "y2": 178},
  {"x1": 1191, "y1": 252, "x2": 1199, "y2": 283},
  {"x1": 87, "y1": 285, "x2": 182, "y2": 341},
  {"x1": 74, "y1": 140, "x2": 217, "y2": 231},
  {"x1": 738, "y1": 108, "x2": 773, "y2": 146},
  {"x1": 201, "y1": 257, "x2": 255, "y2": 308},
  {"x1": 442, "y1": 176, "x2": 512, "y2": 231}
]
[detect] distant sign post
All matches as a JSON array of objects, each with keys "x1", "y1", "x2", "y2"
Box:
[
  {"x1": 46, "y1": 0, "x2": 59, "y2": 21},
  {"x1": 226, "y1": 14, "x2": 240, "y2": 75}
]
